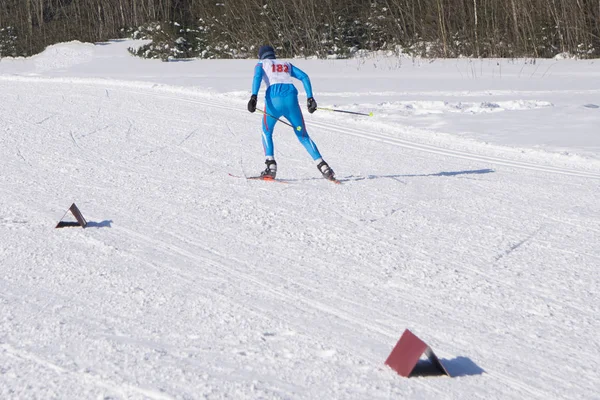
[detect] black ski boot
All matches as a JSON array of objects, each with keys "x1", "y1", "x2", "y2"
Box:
[
  {"x1": 260, "y1": 159, "x2": 277, "y2": 179},
  {"x1": 317, "y1": 161, "x2": 335, "y2": 181}
]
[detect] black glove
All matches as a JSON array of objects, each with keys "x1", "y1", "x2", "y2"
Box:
[
  {"x1": 247, "y1": 95, "x2": 257, "y2": 113},
  {"x1": 307, "y1": 97, "x2": 317, "y2": 114}
]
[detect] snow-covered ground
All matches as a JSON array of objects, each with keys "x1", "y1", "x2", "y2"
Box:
[{"x1": 1, "y1": 40, "x2": 599, "y2": 399}]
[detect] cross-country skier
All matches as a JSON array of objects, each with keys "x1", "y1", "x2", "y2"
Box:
[{"x1": 247, "y1": 45, "x2": 335, "y2": 181}]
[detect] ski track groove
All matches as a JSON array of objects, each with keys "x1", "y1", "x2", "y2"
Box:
[
  {"x1": 1, "y1": 344, "x2": 174, "y2": 400},
  {"x1": 114, "y1": 225, "x2": 449, "y2": 396},
  {"x1": 308, "y1": 120, "x2": 600, "y2": 180},
  {"x1": 5, "y1": 76, "x2": 600, "y2": 179},
  {"x1": 326, "y1": 170, "x2": 597, "y2": 325},
  {"x1": 115, "y1": 222, "x2": 562, "y2": 398},
  {"x1": 112, "y1": 86, "x2": 600, "y2": 181}
]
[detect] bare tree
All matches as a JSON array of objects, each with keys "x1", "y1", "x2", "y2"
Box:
[{"x1": 2, "y1": 0, "x2": 599, "y2": 58}]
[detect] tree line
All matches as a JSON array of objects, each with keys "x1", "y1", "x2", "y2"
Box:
[{"x1": 1, "y1": 0, "x2": 599, "y2": 59}]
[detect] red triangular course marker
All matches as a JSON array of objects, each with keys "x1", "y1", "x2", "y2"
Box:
[
  {"x1": 385, "y1": 329, "x2": 451, "y2": 377},
  {"x1": 56, "y1": 203, "x2": 87, "y2": 228}
]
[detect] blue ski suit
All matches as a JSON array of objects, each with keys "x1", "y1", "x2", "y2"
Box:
[{"x1": 251, "y1": 59, "x2": 322, "y2": 160}]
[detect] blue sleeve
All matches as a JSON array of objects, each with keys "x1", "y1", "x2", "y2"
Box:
[
  {"x1": 290, "y1": 65, "x2": 313, "y2": 99},
  {"x1": 252, "y1": 63, "x2": 263, "y2": 96}
]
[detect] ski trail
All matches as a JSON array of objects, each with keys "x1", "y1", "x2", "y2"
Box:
[
  {"x1": 114, "y1": 221, "x2": 562, "y2": 398},
  {"x1": 308, "y1": 119, "x2": 600, "y2": 180},
  {"x1": 1, "y1": 344, "x2": 174, "y2": 400},
  {"x1": 113, "y1": 225, "x2": 449, "y2": 396},
  {"x1": 3, "y1": 75, "x2": 599, "y2": 179},
  {"x1": 118, "y1": 86, "x2": 600, "y2": 180},
  {"x1": 3, "y1": 74, "x2": 597, "y2": 398},
  {"x1": 117, "y1": 228, "x2": 567, "y2": 398}
]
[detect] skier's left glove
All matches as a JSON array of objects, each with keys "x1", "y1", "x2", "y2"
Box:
[
  {"x1": 307, "y1": 97, "x2": 317, "y2": 114},
  {"x1": 247, "y1": 95, "x2": 257, "y2": 113}
]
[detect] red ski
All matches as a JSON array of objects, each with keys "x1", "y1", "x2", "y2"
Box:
[
  {"x1": 228, "y1": 173, "x2": 289, "y2": 183},
  {"x1": 229, "y1": 173, "x2": 340, "y2": 184}
]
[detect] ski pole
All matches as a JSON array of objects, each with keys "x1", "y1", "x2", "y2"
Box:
[
  {"x1": 257, "y1": 108, "x2": 302, "y2": 131},
  {"x1": 318, "y1": 107, "x2": 373, "y2": 117}
]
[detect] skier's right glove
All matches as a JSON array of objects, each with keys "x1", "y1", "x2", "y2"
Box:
[
  {"x1": 247, "y1": 95, "x2": 257, "y2": 113},
  {"x1": 307, "y1": 97, "x2": 317, "y2": 114}
]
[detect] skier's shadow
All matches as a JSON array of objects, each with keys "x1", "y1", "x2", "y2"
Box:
[{"x1": 340, "y1": 168, "x2": 495, "y2": 182}]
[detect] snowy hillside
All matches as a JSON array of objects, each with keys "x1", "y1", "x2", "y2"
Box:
[{"x1": 1, "y1": 40, "x2": 599, "y2": 399}]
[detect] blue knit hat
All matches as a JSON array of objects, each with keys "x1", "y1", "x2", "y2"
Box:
[{"x1": 258, "y1": 45, "x2": 276, "y2": 60}]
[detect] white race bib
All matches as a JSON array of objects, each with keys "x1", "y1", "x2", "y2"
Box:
[{"x1": 260, "y1": 59, "x2": 294, "y2": 88}]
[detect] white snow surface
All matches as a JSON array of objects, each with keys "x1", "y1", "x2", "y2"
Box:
[{"x1": 1, "y1": 40, "x2": 599, "y2": 399}]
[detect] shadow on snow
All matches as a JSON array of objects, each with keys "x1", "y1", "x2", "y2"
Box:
[
  {"x1": 410, "y1": 356, "x2": 486, "y2": 378},
  {"x1": 339, "y1": 168, "x2": 496, "y2": 182},
  {"x1": 86, "y1": 220, "x2": 113, "y2": 228}
]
